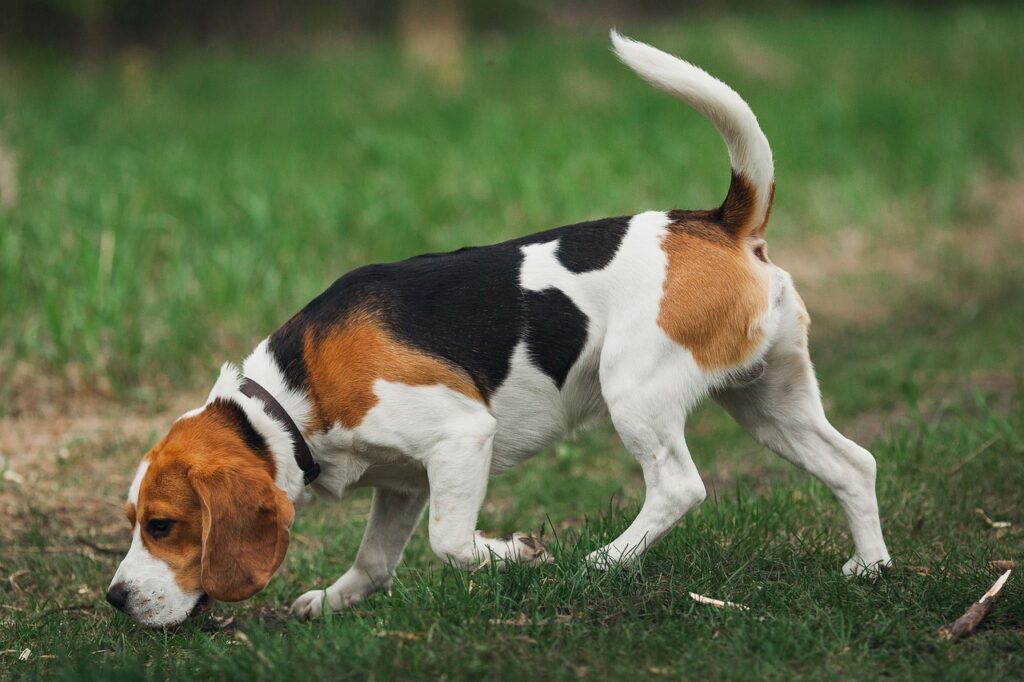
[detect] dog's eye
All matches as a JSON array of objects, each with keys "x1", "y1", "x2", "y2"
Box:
[{"x1": 146, "y1": 519, "x2": 174, "y2": 539}]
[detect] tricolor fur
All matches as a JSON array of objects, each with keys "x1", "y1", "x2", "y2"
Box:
[{"x1": 109, "y1": 32, "x2": 890, "y2": 626}]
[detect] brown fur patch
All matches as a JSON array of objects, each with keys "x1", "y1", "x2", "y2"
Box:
[
  {"x1": 754, "y1": 182, "x2": 776, "y2": 238},
  {"x1": 719, "y1": 172, "x2": 759, "y2": 236},
  {"x1": 658, "y1": 215, "x2": 769, "y2": 370},
  {"x1": 710, "y1": 173, "x2": 775, "y2": 241},
  {"x1": 303, "y1": 309, "x2": 483, "y2": 430},
  {"x1": 138, "y1": 455, "x2": 204, "y2": 593},
  {"x1": 135, "y1": 407, "x2": 283, "y2": 595}
]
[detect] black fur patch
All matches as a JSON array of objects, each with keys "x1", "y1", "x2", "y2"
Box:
[
  {"x1": 553, "y1": 217, "x2": 629, "y2": 273},
  {"x1": 524, "y1": 288, "x2": 589, "y2": 388},
  {"x1": 208, "y1": 399, "x2": 270, "y2": 458},
  {"x1": 268, "y1": 216, "x2": 631, "y2": 399}
]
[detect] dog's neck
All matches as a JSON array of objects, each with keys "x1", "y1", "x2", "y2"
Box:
[
  {"x1": 181, "y1": 340, "x2": 313, "y2": 506},
  {"x1": 191, "y1": 338, "x2": 377, "y2": 507},
  {"x1": 236, "y1": 339, "x2": 316, "y2": 505}
]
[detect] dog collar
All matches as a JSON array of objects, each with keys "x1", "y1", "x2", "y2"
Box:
[{"x1": 239, "y1": 377, "x2": 320, "y2": 486}]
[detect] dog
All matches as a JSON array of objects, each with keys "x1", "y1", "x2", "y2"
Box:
[{"x1": 107, "y1": 32, "x2": 891, "y2": 627}]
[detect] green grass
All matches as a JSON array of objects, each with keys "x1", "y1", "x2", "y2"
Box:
[
  {"x1": 1, "y1": 3, "x2": 1023, "y2": 395},
  {"x1": 3, "y1": 290, "x2": 1023, "y2": 680},
  {"x1": 2, "y1": 3, "x2": 1024, "y2": 680}
]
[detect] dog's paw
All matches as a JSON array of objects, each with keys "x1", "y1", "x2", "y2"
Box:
[
  {"x1": 291, "y1": 588, "x2": 362, "y2": 618},
  {"x1": 291, "y1": 589, "x2": 332, "y2": 619},
  {"x1": 842, "y1": 555, "x2": 892, "y2": 578},
  {"x1": 584, "y1": 542, "x2": 644, "y2": 570},
  {"x1": 512, "y1": 533, "x2": 552, "y2": 565}
]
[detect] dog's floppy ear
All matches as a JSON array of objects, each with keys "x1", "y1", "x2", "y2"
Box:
[{"x1": 191, "y1": 465, "x2": 294, "y2": 602}]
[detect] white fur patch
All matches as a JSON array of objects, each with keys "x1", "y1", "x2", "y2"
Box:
[
  {"x1": 242, "y1": 339, "x2": 313, "y2": 430},
  {"x1": 127, "y1": 459, "x2": 150, "y2": 507},
  {"x1": 108, "y1": 527, "x2": 202, "y2": 627}
]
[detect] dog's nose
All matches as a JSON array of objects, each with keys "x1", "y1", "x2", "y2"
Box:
[{"x1": 106, "y1": 583, "x2": 130, "y2": 612}]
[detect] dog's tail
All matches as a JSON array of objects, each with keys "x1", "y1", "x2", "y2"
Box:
[{"x1": 610, "y1": 30, "x2": 774, "y2": 240}]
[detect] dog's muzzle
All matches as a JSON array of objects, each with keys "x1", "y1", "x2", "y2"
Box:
[{"x1": 106, "y1": 582, "x2": 130, "y2": 613}]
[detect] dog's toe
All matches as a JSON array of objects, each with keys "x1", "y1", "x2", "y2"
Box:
[
  {"x1": 291, "y1": 589, "x2": 329, "y2": 618},
  {"x1": 842, "y1": 555, "x2": 892, "y2": 578}
]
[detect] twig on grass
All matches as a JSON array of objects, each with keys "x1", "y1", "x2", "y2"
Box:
[
  {"x1": 975, "y1": 508, "x2": 1011, "y2": 529},
  {"x1": 689, "y1": 593, "x2": 750, "y2": 611},
  {"x1": 946, "y1": 436, "x2": 999, "y2": 474},
  {"x1": 75, "y1": 537, "x2": 124, "y2": 556},
  {"x1": 906, "y1": 560, "x2": 1018, "y2": 577},
  {"x1": 7, "y1": 546, "x2": 102, "y2": 561},
  {"x1": 941, "y1": 569, "x2": 1012, "y2": 639},
  {"x1": 33, "y1": 603, "x2": 99, "y2": 620},
  {"x1": 8, "y1": 569, "x2": 30, "y2": 593}
]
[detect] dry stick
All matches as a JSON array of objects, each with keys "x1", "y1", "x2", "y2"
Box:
[
  {"x1": 689, "y1": 592, "x2": 750, "y2": 611},
  {"x1": 948, "y1": 569, "x2": 1012, "y2": 639},
  {"x1": 946, "y1": 436, "x2": 999, "y2": 474},
  {"x1": 75, "y1": 537, "x2": 124, "y2": 556}
]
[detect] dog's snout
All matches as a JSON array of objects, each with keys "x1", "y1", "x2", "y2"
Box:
[{"x1": 106, "y1": 583, "x2": 130, "y2": 613}]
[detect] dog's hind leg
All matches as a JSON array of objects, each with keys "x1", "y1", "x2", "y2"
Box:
[
  {"x1": 714, "y1": 338, "x2": 891, "y2": 576},
  {"x1": 587, "y1": 344, "x2": 707, "y2": 567}
]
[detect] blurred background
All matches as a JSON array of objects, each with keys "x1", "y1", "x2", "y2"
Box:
[
  {"x1": 1, "y1": 0, "x2": 1021, "y2": 407},
  {"x1": 0, "y1": 2, "x2": 1022, "y2": 677}
]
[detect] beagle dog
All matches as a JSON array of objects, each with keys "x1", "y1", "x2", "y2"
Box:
[{"x1": 107, "y1": 32, "x2": 891, "y2": 627}]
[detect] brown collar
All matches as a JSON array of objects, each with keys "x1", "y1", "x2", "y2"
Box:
[{"x1": 239, "y1": 377, "x2": 320, "y2": 486}]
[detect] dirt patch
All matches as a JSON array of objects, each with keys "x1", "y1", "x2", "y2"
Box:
[
  {"x1": 0, "y1": 392, "x2": 204, "y2": 545},
  {"x1": 776, "y1": 174, "x2": 1024, "y2": 331}
]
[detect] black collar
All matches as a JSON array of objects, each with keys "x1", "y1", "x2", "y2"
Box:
[{"x1": 239, "y1": 377, "x2": 320, "y2": 486}]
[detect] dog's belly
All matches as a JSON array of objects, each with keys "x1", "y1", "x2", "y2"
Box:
[{"x1": 489, "y1": 339, "x2": 605, "y2": 473}]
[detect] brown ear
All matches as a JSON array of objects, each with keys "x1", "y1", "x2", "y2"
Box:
[{"x1": 191, "y1": 466, "x2": 294, "y2": 602}]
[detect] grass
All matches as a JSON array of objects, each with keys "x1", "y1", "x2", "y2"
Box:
[
  {"x1": 2, "y1": 3, "x2": 1024, "y2": 680},
  {"x1": 1, "y1": 3, "x2": 1023, "y2": 395}
]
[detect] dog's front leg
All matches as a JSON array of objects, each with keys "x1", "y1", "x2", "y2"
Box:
[
  {"x1": 292, "y1": 487, "x2": 428, "y2": 618},
  {"x1": 425, "y1": 419, "x2": 549, "y2": 568}
]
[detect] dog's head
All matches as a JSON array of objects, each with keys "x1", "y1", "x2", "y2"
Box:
[{"x1": 107, "y1": 399, "x2": 294, "y2": 627}]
